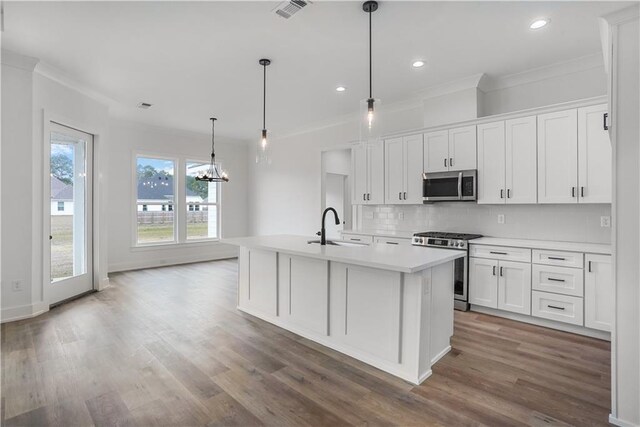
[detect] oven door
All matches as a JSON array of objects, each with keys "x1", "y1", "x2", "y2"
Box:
[
  {"x1": 453, "y1": 254, "x2": 469, "y2": 311},
  {"x1": 423, "y1": 170, "x2": 477, "y2": 202}
]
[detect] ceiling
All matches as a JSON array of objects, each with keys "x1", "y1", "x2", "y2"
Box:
[{"x1": 2, "y1": 1, "x2": 630, "y2": 141}]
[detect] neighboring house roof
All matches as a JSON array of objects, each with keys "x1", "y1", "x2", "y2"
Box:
[
  {"x1": 137, "y1": 173, "x2": 201, "y2": 202},
  {"x1": 51, "y1": 176, "x2": 73, "y2": 201}
]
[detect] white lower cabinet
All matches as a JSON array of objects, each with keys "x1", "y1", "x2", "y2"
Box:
[
  {"x1": 532, "y1": 291, "x2": 584, "y2": 326},
  {"x1": 497, "y1": 261, "x2": 531, "y2": 315},
  {"x1": 469, "y1": 257, "x2": 498, "y2": 309},
  {"x1": 584, "y1": 254, "x2": 613, "y2": 332}
]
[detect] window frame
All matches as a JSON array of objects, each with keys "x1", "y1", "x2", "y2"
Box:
[{"x1": 132, "y1": 153, "x2": 223, "y2": 248}]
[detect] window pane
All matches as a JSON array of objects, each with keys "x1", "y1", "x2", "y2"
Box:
[
  {"x1": 187, "y1": 204, "x2": 217, "y2": 240},
  {"x1": 136, "y1": 157, "x2": 175, "y2": 243},
  {"x1": 137, "y1": 204, "x2": 174, "y2": 243},
  {"x1": 186, "y1": 162, "x2": 217, "y2": 203}
]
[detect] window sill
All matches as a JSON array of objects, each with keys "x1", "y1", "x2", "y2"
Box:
[{"x1": 131, "y1": 239, "x2": 223, "y2": 251}]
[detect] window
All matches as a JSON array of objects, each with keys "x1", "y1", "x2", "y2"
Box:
[
  {"x1": 185, "y1": 161, "x2": 220, "y2": 240},
  {"x1": 134, "y1": 155, "x2": 221, "y2": 246},
  {"x1": 136, "y1": 156, "x2": 175, "y2": 244},
  {"x1": 57, "y1": 201, "x2": 64, "y2": 212}
]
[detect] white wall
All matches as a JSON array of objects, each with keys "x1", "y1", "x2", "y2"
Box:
[{"x1": 107, "y1": 119, "x2": 249, "y2": 272}]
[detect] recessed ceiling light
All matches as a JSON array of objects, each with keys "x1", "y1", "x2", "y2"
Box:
[
  {"x1": 529, "y1": 19, "x2": 548, "y2": 30},
  {"x1": 335, "y1": 86, "x2": 346, "y2": 92},
  {"x1": 412, "y1": 60, "x2": 425, "y2": 68}
]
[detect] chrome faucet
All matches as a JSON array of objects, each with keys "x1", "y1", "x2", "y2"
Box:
[{"x1": 318, "y1": 207, "x2": 340, "y2": 245}]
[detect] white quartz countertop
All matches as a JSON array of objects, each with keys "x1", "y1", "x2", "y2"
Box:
[
  {"x1": 470, "y1": 237, "x2": 611, "y2": 255},
  {"x1": 341, "y1": 229, "x2": 414, "y2": 239},
  {"x1": 222, "y1": 235, "x2": 465, "y2": 273}
]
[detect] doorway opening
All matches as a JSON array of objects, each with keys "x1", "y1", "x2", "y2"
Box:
[{"x1": 321, "y1": 149, "x2": 351, "y2": 239}]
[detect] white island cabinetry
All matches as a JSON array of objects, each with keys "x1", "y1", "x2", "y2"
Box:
[{"x1": 225, "y1": 235, "x2": 464, "y2": 384}]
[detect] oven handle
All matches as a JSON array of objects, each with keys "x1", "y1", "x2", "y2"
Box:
[{"x1": 457, "y1": 172, "x2": 463, "y2": 200}]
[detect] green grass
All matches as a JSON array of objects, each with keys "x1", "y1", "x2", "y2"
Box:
[
  {"x1": 51, "y1": 216, "x2": 73, "y2": 279},
  {"x1": 136, "y1": 222, "x2": 216, "y2": 243}
]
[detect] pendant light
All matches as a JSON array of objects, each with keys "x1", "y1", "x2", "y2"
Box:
[
  {"x1": 257, "y1": 58, "x2": 272, "y2": 164},
  {"x1": 196, "y1": 118, "x2": 229, "y2": 182},
  {"x1": 360, "y1": 0, "x2": 381, "y2": 144}
]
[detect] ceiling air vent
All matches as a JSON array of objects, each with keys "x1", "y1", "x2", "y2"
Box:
[
  {"x1": 137, "y1": 102, "x2": 153, "y2": 109},
  {"x1": 273, "y1": 0, "x2": 309, "y2": 19}
]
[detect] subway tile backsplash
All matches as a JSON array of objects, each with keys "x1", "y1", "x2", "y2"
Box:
[{"x1": 360, "y1": 203, "x2": 612, "y2": 244}]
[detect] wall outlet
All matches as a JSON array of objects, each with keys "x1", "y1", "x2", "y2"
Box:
[
  {"x1": 497, "y1": 214, "x2": 505, "y2": 224},
  {"x1": 600, "y1": 216, "x2": 611, "y2": 227},
  {"x1": 398, "y1": 211, "x2": 404, "y2": 220},
  {"x1": 11, "y1": 280, "x2": 22, "y2": 292}
]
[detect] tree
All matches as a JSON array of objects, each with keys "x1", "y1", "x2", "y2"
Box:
[
  {"x1": 51, "y1": 154, "x2": 74, "y2": 185},
  {"x1": 137, "y1": 164, "x2": 159, "y2": 180},
  {"x1": 186, "y1": 176, "x2": 208, "y2": 200}
]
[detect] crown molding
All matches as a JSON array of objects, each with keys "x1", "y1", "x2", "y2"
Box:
[
  {"x1": 416, "y1": 73, "x2": 488, "y2": 99},
  {"x1": 35, "y1": 60, "x2": 117, "y2": 109},
  {"x1": 601, "y1": 3, "x2": 639, "y2": 26},
  {"x1": 1, "y1": 49, "x2": 38, "y2": 71},
  {"x1": 482, "y1": 53, "x2": 604, "y2": 92}
]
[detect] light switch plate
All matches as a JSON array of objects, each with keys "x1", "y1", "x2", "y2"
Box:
[
  {"x1": 497, "y1": 214, "x2": 505, "y2": 224},
  {"x1": 600, "y1": 216, "x2": 611, "y2": 227}
]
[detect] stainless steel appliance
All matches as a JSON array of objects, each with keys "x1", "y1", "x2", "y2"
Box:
[
  {"x1": 422, "y1": 169, "x2": 477, "y2": 202},
  {"x1": 411, "y1": 231, "x2": 482, "y2": 311}
]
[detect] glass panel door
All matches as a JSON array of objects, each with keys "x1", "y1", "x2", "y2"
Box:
[{"x1": 49, "y1": 122, "x2": 93, "y2": 305}]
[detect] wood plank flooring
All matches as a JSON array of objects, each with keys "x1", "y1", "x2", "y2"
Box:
[{"x1": 1, "y1": 259, "x2": 611, "y2": 426}]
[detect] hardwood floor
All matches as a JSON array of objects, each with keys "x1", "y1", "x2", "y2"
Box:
[{"x1": 2, "y1": 259, "x2": 611, "y2": 426}]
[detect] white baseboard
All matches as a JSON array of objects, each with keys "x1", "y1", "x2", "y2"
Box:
[
  {"x1": 471, "y1": 305, "x2": 611, "y2": 341},
  {"x1": 108, "y1": 252, "x2": 237, "y2": 273},
  {"x1": 609, "y1": 414, "x2": 640, "y2": 427},
  {"x1": 431, "y1": 345, "x2": 452, "y2": 365},
  {"x1": 1, "y1": 301, "x2": 49, "y2": 323}
]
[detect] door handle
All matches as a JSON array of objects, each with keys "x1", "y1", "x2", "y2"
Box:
[
  {"x1": 49, "y1": 235, "x2": 53, "y2": 240},
  {"x1": 444, "y1": 158, "x2": 447, "y2": 168},
  {"x1": 403, "y1": 192, "x2": 407, "y2": 200},
  {"x1": 363, "y1": 193, "x2": 366, "y2": 201},
  {"x1": 507, "y1": 189, "x2": 511, "y2": 198},
  {"x1": 500, "y1": 189, "x2": 504, "y2": 199},
  {"x1": 492, "y1": 265, "x2": 496, "y2": 276},
  {"x1": 581, "y1": 187, "x2": 585, "y2": 197},
  {"x1": 450, "y1": 157, "x2": 453, "y2": 167},
  {"x1": 571, "y1": 187, "x2": 576, "y2": 197},
  {"x1": 399, "y1": 192, "x2": 402, "y2": 200},
  {"x1": 367, "y1": 193, "x2": 370, "y2": 201},
  {"x1": 499, "y1": 266, "x2": 503, "y2": 277},
  {"x1": 604, "y1": 113, "x2": 609, "y2": 130},
  {"x1": 588, "y1": 261, "x2": 592, "y2": 272},
  {"x1": 457, "y1": 172, "x2": 463, "y2": 200}
]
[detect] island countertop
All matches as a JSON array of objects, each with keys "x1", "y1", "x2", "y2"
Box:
[{"x1": 222, "y1": 234, "x2": 465, "y2": 273}]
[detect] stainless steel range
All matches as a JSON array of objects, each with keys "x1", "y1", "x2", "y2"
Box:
[{"x1": 412, "y1": 231, "x2": 483, "y2": 311}]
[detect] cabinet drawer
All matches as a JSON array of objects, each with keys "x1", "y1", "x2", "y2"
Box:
[
  {"x1": 532, "y1": 249, "x2": 583, "y2": 268},
  {"x1": 532, "y1": 291, "x2": 584, "y2": 326},
  {"x1": 341, "y1": 234, "x2": 373, "y2": 244},
  {"x1": 374, "y1": 237, "x2": 411, "y2": 246},
  {"x1": 469, "y1": 245, "x2": 531, "y2": 262},
  {"x1": 532, "y1": 264, "x2": 584, "y2": 297}
]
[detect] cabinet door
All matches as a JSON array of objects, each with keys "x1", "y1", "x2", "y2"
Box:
[
  {"x1": 448, "y1": 125, "x2": 477, "y2": 171},
  {"x1": 384, "y1": 137, "x2": 404, "y2": 204},
  {"x1": 584, "y1": 254, "x2": 613, "y2": 331},
  {"x1": 404, "y1": 134, "x2": 424, "y2": 204},
  {"x1": 498, "y1": 261, "x2": 532, "y2": 315},
  {"x1": 537, "y1": 109, "x2": 578, "y2": 203},
  {"x1": 352, "y1": 146, "x2": 368, "y2": 204},
  {"x1": 469, "y1": 257, "x2": 498, "y2": 308},
  {"x1": 578, "y1": 104, "x2": 612, "y2": 203},
  {"x1": 424, "y1": 130, "x2": 449, "y2": 173},
  {"x1": 477, "y1": 121, "x2": 505, "y2": 204},
  {"x1": 367, "y1": 141, "x2": 385, "y2": 205},
  {"x1": 506, "y1": 116, "x2": 537, "y2": 204}
]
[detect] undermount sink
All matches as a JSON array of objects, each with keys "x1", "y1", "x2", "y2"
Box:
[{"x1": 307, "y1": 239, "x2": 369, "y2": 247}]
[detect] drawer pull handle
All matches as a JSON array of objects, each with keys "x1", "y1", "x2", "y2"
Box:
[
  {"x1": 490, "y1": 251, "x2": 508, "y2": 255},
  {"x1": 351, "y1": 238, "x2": 361, "y2": 241},
  {"x1": 547, "y1": 256, "x2": 566, "y2": 261},
  {"x1": 386, "y1": 242, "x2": 399, "y2": 245},
  {"x1": 548, "y1": 277, "x2": 566, "y2": 282},
  {"x1": 547, "y1": 305, "x2": 565, "y2": 311}
]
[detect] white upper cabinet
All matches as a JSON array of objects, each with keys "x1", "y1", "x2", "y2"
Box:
[
  {"x1": 424, "y1": 130, "x2": 449, "y2": 173},
  {"x1": 404, "y1": 134, "x2": 425, "y2": 204},
  {"x1": 505, "y1": 116, "x2": 537, "y2": 204},
  {"x1": 477, "y1": 121, "x2": 506, "y2": 204},
  {"x1": 352, "y1": 141, "x2": 385, "y2": 205},
  {"x1": 384, "y1": 134, "x2": 423, "y2": 204},
  {"x1": 537, "y1": 109, "x2": 579, "y2": 203},
  {"x1": 424, "y1": 126, "x2": 477, "y2": 173},
  {"x1": 448, "y1": 125, "x2": 477, "y2": 171},
  {"x1": 578, "y1": 104, "x2": 612, "y2": 203},
  {"x1": 584, "y1": 254, "x2": 612, "y2": 332}
]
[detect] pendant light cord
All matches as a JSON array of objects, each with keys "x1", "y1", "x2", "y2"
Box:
[
  {"x1": 263, "y1": 63, "x2": 267, "y2": 130},
  {"x1": 368, "y1": 8, "x2": 372, "y2": 99}
]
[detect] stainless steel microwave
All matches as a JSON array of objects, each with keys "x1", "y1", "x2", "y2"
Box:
[{"x1": 422, "y1": 170, "x2": 477, "y2": 202}]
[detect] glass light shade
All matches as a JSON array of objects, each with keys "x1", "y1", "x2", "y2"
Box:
[
  {"x1": 256, "y1": 129, "x2": 272, "y2": 164},
  {"x1": 359, "y1": 98, "x2": 382, "y2": 145}
]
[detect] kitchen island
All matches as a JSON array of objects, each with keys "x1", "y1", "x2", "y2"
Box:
[{"x1": 222, "y1": 235, "x2": 465, "y2": 384}]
